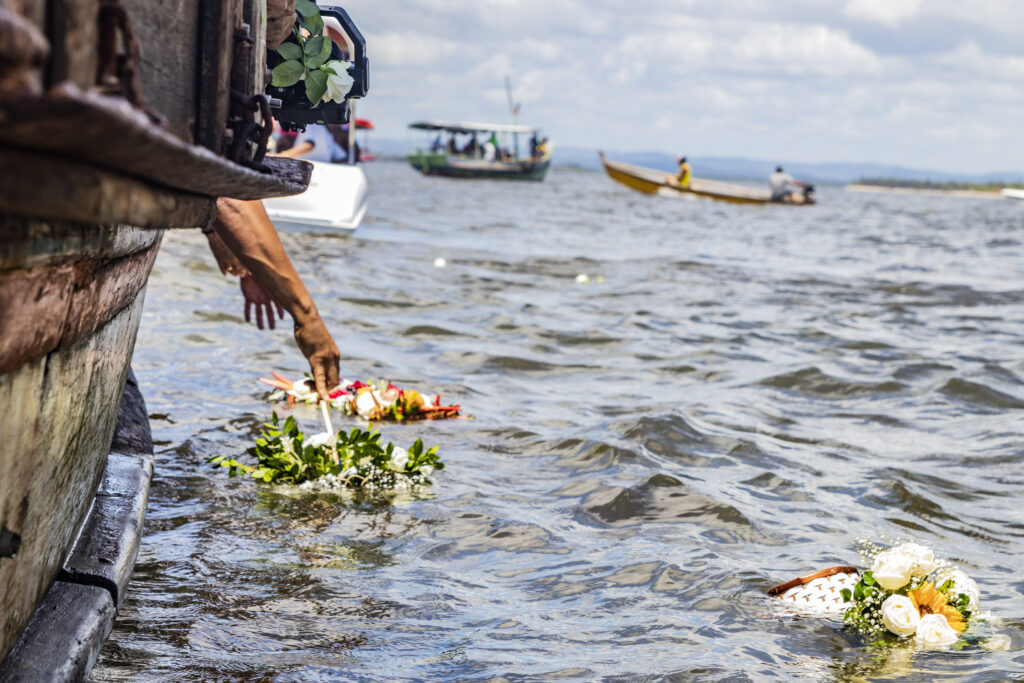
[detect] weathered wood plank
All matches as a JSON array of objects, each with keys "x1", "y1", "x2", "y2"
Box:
[
  {"x1": 0, "y1": 147, "x2": 216, "y2": 229},
  {"x1": 60, "y1": 452, "x2": 153, "y2": 606},
  {"x1": 0, "y1": 0, "x2": 45, "y2": 34},
  {"x1": 0, "y1": 292, "x2": 146, "y2": 660},
  {"x1": 131, "y1": 0, "x2": 201, "y2": 142},
  {"x1": 45, "y1": 0, "x2": 99, "y2": 90},
  {"x1": 0, "y1": 582, "x2": 115, "y2": 682},
  {"x1": 195, "y1": 0, "x2": 241, "y2": 152},
  {"x1": 0, "y1": 84, "x2": 312, "y2": 200},
  {"x1": 0, "y1": 221, "x2": 162, "y2": 271},
  {"x1": 0, "y1": 229, "x2": 162, "y2": 375}
]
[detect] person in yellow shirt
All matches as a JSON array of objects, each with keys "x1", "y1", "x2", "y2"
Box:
[{"x1": 667, "y1": 155, "x2": 691, "y2": 188}]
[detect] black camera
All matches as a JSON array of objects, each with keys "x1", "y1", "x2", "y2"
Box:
[{"x1": 268, "y1": 5, "x2": 369, "y2": 132}]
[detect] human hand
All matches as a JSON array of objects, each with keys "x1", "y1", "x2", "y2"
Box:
[
  {"x1": 294, "y1": 315, "x2": 341, "y2": 398},
  {"x1": 241, "y1": 274, "x2": 285, "y2": 330}
]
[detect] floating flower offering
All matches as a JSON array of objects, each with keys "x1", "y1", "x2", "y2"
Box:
[
  {"x1": 209, "y1": 413, "x2": 443, "y2": 488},
  {"x1": 769, "y1": 541, "x2": 998, "y2": 651},
  {"x1": 258, "y1": 372, "x2": 461, "y2": 421}
]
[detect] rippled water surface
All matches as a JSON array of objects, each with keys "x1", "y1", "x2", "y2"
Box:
[{"x1": 93, "y1": 163, "x2": 1024, "y2": 681}]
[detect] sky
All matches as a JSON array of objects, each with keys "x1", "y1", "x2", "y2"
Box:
[{"x1": 339, "y1": 0, "x2": 1024, "y2": 173}]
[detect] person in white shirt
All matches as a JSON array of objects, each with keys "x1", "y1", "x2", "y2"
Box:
[{"x1": 769, "y1": 166, "x2": 803, "y2": 202}]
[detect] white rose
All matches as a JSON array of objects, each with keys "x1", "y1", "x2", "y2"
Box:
[
  {"x1": 288, "y1": 382, "x2": 317, "y2": 403},
  {"x1": 895, "y1": 543, "x2": 937, "y2": 576},
  {"x1": 872, "y1": 549, "x2": 915, "y2": 590},
  {"x1": 354, "y1": 391, "x2": 379, "y2": 418},
  {"x1": 306, "y1": 432, "x2": 333, "y2": 448},
  {"x1": 929, "y1": 568, "x2": 981, "y2": 613},
  {"x1": 390, "y1": 447, "x2": 409, "y2": 471},
  {"x1": 881, "y1": 594, "x2": 920, "y2": 637},
  {"x1": 321, "y1": 61, "x2": 354, "y2": 103},
  {"x1": 914, "y1": 613, "x2": 959, "y2": 649},
  {"x1": 420, "y1": 465, "x2": 433, "y2": 476}
]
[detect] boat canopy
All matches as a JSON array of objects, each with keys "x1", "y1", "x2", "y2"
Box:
[{"x1": 409, "y1": 120, "x2": 541, "y2": 135}]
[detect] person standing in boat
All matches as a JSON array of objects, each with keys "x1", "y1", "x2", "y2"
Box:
[
  {"x1": 667, "y1": 155, "x2": 691, "y2": 188},
  {"x1": 769, "y1": 166, "x2": 804, "y2": 202}
]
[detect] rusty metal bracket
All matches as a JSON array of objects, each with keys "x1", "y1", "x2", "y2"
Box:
[{"x1": 223, "y1": 23, "x2": 273, "y2": 173}]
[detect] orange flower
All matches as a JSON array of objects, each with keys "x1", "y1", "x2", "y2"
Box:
[{"x1": 908, "y1": 582, "x2": 965, "y2": 633}]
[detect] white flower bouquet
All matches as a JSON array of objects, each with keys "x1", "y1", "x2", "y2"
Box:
[{"x1": 839, "y1": 540, "x2": 980, "y2": 648}]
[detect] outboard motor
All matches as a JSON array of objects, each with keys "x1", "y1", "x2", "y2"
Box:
[{"x1": 802, "y1": 183, "x2": 816, "y2": 203}]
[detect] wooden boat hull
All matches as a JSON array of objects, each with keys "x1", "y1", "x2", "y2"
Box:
[
  {"x1": 0, "y1": 0, "x2": 316, "y2": 670},
  {"x1": 0, "y1": 220, "x2": 162, "y2": 661},
  {"x1": 599, "y1": 153, "x2": 814, "y2": 206},
  {"x1": 408, "y1": 151, "x2": 550, "y2": 181}
]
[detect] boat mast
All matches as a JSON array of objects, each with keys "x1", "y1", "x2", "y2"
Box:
[{"x1": 505, "y1": 76, "x2": 519, "y2": 158}]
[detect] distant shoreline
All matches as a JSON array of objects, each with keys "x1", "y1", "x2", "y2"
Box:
[{"x1": 845, "y1": 184, "x2": 1004, "y2": 199}]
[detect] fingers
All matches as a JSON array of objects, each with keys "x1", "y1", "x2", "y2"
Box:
[
  {"x1": 275, "y1": 300, "x2": 285, "y2": 320},
  {"x1": 266, "y1": 303, "x2": 276, "y2": 330},
  {"x1": 325, "y1": 356, "x2": 340, "y2": 390},
  {"x1": 255, "y1": 303, "x2": 265, "y2": 330},
  {"x1": 313, "y1": 365, "x2": 329, "y2": 399},
  {"x1": 244, "y1": 299, "x2": 252, "y2": 324}
]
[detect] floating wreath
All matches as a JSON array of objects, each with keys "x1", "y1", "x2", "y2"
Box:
[
  {"x1": 259, "y1": 372, "x2": 462, "y2": 421},
  {"x1": 210, "y1": 412, "x2": 444, "y2": 489},
  {"x1": 271, "y1": 0, "x2": 354, "y2": 105}
]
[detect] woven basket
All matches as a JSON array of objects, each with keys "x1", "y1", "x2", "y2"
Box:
[{"x1": 768, "y1": 566, "x2": 860, "y2": 616}]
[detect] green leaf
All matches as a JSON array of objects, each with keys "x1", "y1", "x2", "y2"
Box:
[
  {"x1": 304, "y1": 68, "x2": 328, "y2": 104},
  {"x1": 861, "y1": 571, "x2": 876, "y2": 586},
  {"x1": 841, "y1": 588, "x2": 852, "y2": 602},
  {"x1": 272, "y1": 59, "x2": 305, "y2": 87},
  {"x1": 305, "y1": 12, "x2": 324, "y2": 37},
  {"x1": 294, "y1": 0, "x2": 320, "y2": 18},
  {"x1": 304, "y1": 36, "x2": 332, "y2": 70},
  {"x1": 277, "y1": 42, "x2": 303, "y2": 61},
  {"x1": 308, "y1": 35, "x2": 333, "y2": 70}
]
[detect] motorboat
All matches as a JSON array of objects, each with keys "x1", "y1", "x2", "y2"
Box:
[
  {"x1": 407, "y1": 120, "x2": 551, "y2": 181},
  {"x1": 599, "y1": 152, "x2": 815, "y2": 205},
  {"x1": 264, "y1": 160, "x2": 368, "y2": 232}
]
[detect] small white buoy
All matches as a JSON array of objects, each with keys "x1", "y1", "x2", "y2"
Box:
[
  {"x1": 575, "y1": 273, "x2": 591, "y2": 284},
  {"x1": 433, "y1": 257, "x2": 447, "y2": 268}
]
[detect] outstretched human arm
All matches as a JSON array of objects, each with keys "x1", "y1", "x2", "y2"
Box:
[
  {"x1": 211, "y1": 197, "x2": 340, "y2": 397},
  {"x1": 203, "y1": 228, "x2": 285, "y2": 330}
]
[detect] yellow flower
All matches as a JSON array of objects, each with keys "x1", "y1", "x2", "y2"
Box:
[{"x1": 908, "y1": 582, "x2": 965, "y2": 633}]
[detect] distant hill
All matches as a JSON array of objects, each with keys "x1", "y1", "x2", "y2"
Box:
[{"x1": 366, "y1": 138, "x2": 1024, "y2": 186}]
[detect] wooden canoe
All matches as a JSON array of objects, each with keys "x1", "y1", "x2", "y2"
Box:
[{"x1": 599, "y1": 152, "x2": 813, "y2": 206}]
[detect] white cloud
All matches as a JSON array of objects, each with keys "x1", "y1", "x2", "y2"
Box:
[
  {"x1": 338, "y1": 0, "x2": 1024, "y2": 172},
  {"x1": 842, "y1": 0, "x2": 922, "y2": 28}
]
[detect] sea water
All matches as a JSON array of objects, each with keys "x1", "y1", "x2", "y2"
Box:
[{"x1": 92, "y1": 162, "x2": 1024, "y2": 681}]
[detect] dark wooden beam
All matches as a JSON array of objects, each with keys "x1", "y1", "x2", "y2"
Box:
[
  {"x1": 0, "y1": 147, "x2": 216, "y2": 229},
  {"x1": 0, "y1": 84, "x2": 312, "y2": 199}
]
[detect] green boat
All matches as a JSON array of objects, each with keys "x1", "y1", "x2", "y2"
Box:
[{"x1": 408, "y1": 121, "x2": 551, "y2": 181}]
